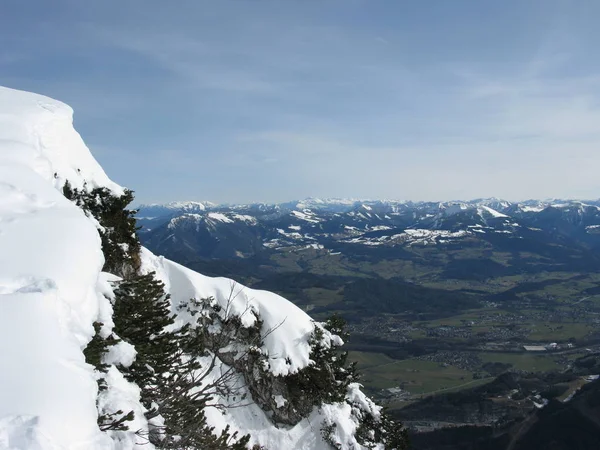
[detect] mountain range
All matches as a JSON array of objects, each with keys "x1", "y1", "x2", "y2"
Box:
[{"x1": 137, "y1": 198, "x2": 600, "y2": 264}]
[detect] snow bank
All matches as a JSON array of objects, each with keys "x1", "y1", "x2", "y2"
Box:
[
  {"x1": 140, "y1": 248, "x2": 384, "y2": 449},
  {"x1": 140, "y1": 247, "x2": 315, "y2": 376},
  {"x1": 0, "y1": 86, "x2": 132, "y2": 449},
  {"x1": 0, "y1": 87, "x2": 123, "y2": 196},
  {"x1": 205, "y1": 378, "x2": 383, "y2": 450}
]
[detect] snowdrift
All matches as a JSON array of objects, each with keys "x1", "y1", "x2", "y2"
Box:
[{"x1": 0, "y1": 87, "x2": 127, "y2": 448}]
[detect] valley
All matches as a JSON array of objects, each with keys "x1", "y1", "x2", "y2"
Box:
[{"x1": 137, "y1": 197, "x2": 600, "y2": 448}]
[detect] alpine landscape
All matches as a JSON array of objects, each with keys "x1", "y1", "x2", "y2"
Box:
[{"x1": 2, "y1": 1, "x2": 600, "y2": 450}]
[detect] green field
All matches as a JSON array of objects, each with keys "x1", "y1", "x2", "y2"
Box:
[
  {"x1": 349, "y1": 351, "x2": 397, "y2": 369},
  {"x1": 527, "y1": 322, "x2": 593, "y2": 341},
  {"x1": 479, "y1": 352, "x2": 560, "y2": 372},
  {"x1": 255, "y1": 242, "x2": 600, "y2": 402},
  {"x1": 349, "y1": 354, "x2": 474, "y2": 394}
]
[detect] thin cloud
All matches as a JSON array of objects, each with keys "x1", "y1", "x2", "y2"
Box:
[{"x1": 2, "y1": 0, "x2": 600, "y2": 204}]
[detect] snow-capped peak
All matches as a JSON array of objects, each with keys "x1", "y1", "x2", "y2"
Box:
[
  {"x1": 139, "y1": 200, "x2": 217, "y2": 211},
  {"x1": 478, "y1": 205, "x2": 509, "y2": 218}
]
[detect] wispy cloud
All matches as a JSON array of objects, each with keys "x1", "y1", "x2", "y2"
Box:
[{"x1": 2, "y1": 0, "x2": 600, "y2": 203}]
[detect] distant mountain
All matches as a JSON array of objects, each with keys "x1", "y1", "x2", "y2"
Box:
[{"x1": 137, "y1": 198, "x2": 600, "y2": 264}]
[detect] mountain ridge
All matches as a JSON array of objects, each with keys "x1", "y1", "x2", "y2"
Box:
[{"x1": 137, "y1": 197, "x2": 600, "y2": 262}]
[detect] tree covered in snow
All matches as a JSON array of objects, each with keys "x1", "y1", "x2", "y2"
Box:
[
  {"x1": 63, "y1": 181, "x2": 140, "y2": 275},
  {"x1": 113, "y1": 274, "x2": 250, "y2": 449},
  {"x1": 83, "y1": 321, "x2": 136, "y2": 432},
  {"x1": 69, "y1": 181, "x2": 251, "y2": 448},
  {"x1": 288, "y1": 315, "x2": 360, "y2": 405},
  {"x1": 298, "y1": 317, "x2": 409, "y2": 449},
  {"x1": 113, "y1": 274, "x2": 178, "y2": 401}
]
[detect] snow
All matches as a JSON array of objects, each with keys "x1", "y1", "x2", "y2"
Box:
[
  {"x1": 104, "y1": 341, "x2": 137, "y2": 368},
  {"x1": 347, "y1": 228, "x2": 470, "y2": 247},
  {"x1": 273, "y1": 395, "x2": 288, "y2": 409},
  {"x1": 0, "y1": 86, "x2": 122, "y2": 197},
  {"x1": 295, "y1": 197, "x2": 358, "y2": 211},
  {"x1": 586, "y1": 225, "x2": 600, "y2": 233},
  {"x1": 0, "y1": 86, "x2": 145, "y2": 449},
  {"x1": 207, "y1": 212, "x2": 234, "y2": 223},
  {"x1": 166, "y1": 200, "x2": 216, "y2": 209},
  {"x1": 232, "y1": 214, "x2": 258, "y2": 224},
  {"x1": 442, "y1": 203, "x2": 469, "y2": 216},
  {"x1": 139, "y1": 248, "x2": 387, "y2": 449},
  {"x1": 276, "y1": 228, "x2": 305, "y2": 240},
  {"x1": 520, "y1": 205, "x2": 545, "y2": 213},
  {"x1": 291, "y1": 210, "x2": 320, "y2": 223},
  {"x1": 167, "y1": 213, "x2": 205, "y2": 230},
  {"x1": 140, "y1": 247, "x2": 316, "y2": 376},
  {"x1": 139, "y1": 200, "x2": 216, "y2": 211},
  {"x1": 198, "y1": 368, "x2": 383, "y2": 450},
  {"x1": 95, "y1": 367, "x2": 149, "y2": 446},
  {"x1": 370, "y1": 225, "x2": 392, "y2": 231},
  {"x1": 479, "y1": 205, "x2": 508, "y2": 218}
]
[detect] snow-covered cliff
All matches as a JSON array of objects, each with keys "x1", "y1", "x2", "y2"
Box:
[
  {"x1": 0, "y1": 87, "x2": 143, "y2": 449},
  {"x1": 0, "y1": 87, "x2": 401, "y2": 450}
]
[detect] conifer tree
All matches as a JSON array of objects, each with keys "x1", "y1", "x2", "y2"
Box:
[
  {"x1": 63, "y1": 184, "x2": 140, "y2": 275},
  {"x1": 113, "y1": 274, "x2": 250, "y2": 449},
  {"x1": 285, "y1": 315, "x2": 360, "y2": 407},
  {"x1": 113, "y1": 272, "x2": 178, "y2": 400},
  {"x1": 66, "y1": 180, "x2": 252, "y2": 447},
  {"x1": 84, "y1": 321, "x2": 116, "y2": 376},
  {"x1": 83, "y1": 321, "x2": 135, "y2": 431}
]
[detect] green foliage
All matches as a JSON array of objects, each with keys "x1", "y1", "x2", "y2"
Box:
[
  {"x1": 83, "y1": 321, "x2": 134, "y2": 432},
  {"x1": 113, "y1": 272, "x2": 178, "y2": 396},
  {"x1": 63, "y1": 182, "x2": 140, "y2": 275},
  {"x1": 98, "y1": 410, "x2": 135, "y2": 432},
  {"x1": 320, "y1": 407, "x2": 409, "y2": 450},
  {"x1": 309, "y1": 317, "x2": 409, "y2": 450},
  {"x1": 65, "y1": 180, "x2": 251, "y2": 447},
  {"x1": 320, "y1": 422, "x2": 341, "y2": 449},
  {"x1": 84, "y1": 321, "x2": 117, "y2": 375},
  {"x1": 355, "y1": 409, "x2": 410, "y2": 450},
  {"x1": 113, "y1": 274, "x2": 250, "y2": 449},
  {"x1": 285, "y1": 315, "x2": 360, "y2": 408}
]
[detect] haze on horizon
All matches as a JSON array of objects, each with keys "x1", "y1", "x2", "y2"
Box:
[{"x1": 2, "y1": 0, "x2": 599, "y2": 204}]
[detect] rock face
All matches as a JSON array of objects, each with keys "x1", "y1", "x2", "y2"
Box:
[
  {"x1": 220, "y1": 351, "x2": 315, "y2": 425},
  {"x1": 179, "y1": 297, "x2": 341, "y2": 426}
]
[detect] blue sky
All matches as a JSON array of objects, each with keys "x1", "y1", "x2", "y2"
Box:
[{"x1": 2, "y1": 0, "x2": 600, "y2": 204}]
